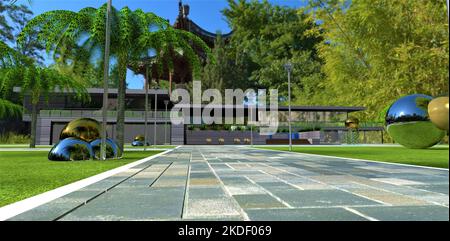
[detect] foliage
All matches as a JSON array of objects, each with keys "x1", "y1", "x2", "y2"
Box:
[
  {"x1": 1, "y1": 1, "x2": 44, "y2": 63},
  {"x1": 222, "y1": 0, "x2": 324, "y2": 97},
  {"x1": 0, "y1": 98, "x2": 21, "y2": 119},
  {"x1": 308, "y1": 0, "x2": 449, "y2": 120},
  {"x1": 0, "y1": 132, "x2": 29, "y2": 144}
]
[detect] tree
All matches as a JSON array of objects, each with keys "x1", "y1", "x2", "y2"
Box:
[
  {"x1": 1, "y1": 1, "x2": 44, "y2": 64},
  {"x1": 201, "y1": 35, "x2": 227, "y2": 91},
  {"x1": 0, "y1": 41, "x2": 24, "y2": 119},
  {"x1": 222, "y1": 0, "x2": 324, "y2": 99},
  {"x1": 19, "y1": 4, "x2": 209, "y2": 151},
  {"x1": 309, "y1": 0, "x2": 449, "y2": 120},
  {"x1": 1, "y1": 66, "x2": 88, "y2": 147},
  {"x1": 18, "y1": 5, "x2": 167, "y2": 151},
  {"x1": 129, "y1": 22, "x2": 210, "y2": 147}
]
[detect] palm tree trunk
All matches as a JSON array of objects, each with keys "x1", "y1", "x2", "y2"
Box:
[
  {"x1": 30, "y1": 103, "x2": 37, "y2": 148},
  {"x1": 144, "y1": 66, "x2": 149, "y2": 151},
  {"x1": 100, "y1": 0, "x2": 112, "y2": 160},
  {"x1": 116, "y1": 56, "x2": 127, "y2": 153}
]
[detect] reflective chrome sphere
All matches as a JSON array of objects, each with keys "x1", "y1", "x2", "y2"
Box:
[
  {"x1": 48, "y1": 137, "x2": 94, "y2": 161},
  {"x1": 428, "y1": 97, "x2": 449, "y2": 131},
  {"x1": 134, "y1": 135, "x2": 145, "y2": 142},
  {"x1": 345, "y1": 117, "x2": 359, "y2": 129},
  {"x1": 90, "y1": 138, "x2": 122, "y2": 159},
  {"x1": 60, "y1": 118, "x2": 101, "y2": 142},
  {"x1": 386, "y1": 94, "x2": 445, "y2": 149}
]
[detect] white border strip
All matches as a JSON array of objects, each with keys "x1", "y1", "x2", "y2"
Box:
[
  {"x1": 248, "y1": 146, "x2": 449, "y2": 171},
  {"x1": 0, "y1": 147, "x2": 178, "y2": 221}
]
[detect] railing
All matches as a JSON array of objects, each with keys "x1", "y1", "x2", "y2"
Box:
[
  {"x1": 24, "y1": 110, "x2": 175, "y2": 118},
  {"x1": 277, "y1": 121, "x2": 384, "y2": 129}
]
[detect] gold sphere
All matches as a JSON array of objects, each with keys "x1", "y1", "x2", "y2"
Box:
[
  {"x1": 60, "y1": 118, "x2": 102, "y2": 142},
  {"x1": 134, "y1": 135, "x2": 145, "y2": 141},
  {"x1": 345, "y1": 117, "x2": 359, "y2": 129},
  {"x1": 428, "y1": 97, "x2": 449, "y2": 131}
]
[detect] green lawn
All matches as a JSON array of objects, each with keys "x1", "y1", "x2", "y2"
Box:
[
  {"x1": 0, "y1": 151, "x2": 161, "y2": 207},
  {"x1": 258, "y1": 146, "x2": 449, "y2": 169}
]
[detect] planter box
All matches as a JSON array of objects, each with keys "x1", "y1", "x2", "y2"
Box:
[{"x1": 185, "y1": 130, "x2": 266, "y2": 145}]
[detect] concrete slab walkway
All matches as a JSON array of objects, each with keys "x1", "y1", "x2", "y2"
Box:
[{"x1": 8, "y1": 146, "x2": 449, "y2": 221}]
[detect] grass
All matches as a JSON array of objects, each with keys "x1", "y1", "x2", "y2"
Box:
[
  {"x1": 0, "y1": 150, "x2": 162, "y2": 207},
  {"x1": 258, "y1": 146, "x2": 449, "y2": 169}
]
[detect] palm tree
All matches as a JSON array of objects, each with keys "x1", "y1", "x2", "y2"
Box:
[
  {"x1": 0, "y1": 41, "x2": 23, "y2": 119},
  {"x1": 18, "y1": 5, "x2": 169, "y2": 152},
  {"x1": 2, "y1": 66, "x2": 89, "y2": 147},
  {"x1": 130, "y1": 26, "x2": 211, "y2": 147}
]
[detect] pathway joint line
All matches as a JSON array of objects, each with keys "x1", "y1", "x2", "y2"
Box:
[
  {"x1": 343, "y1": 207, "x2": 379, "y2": 221},
  {"x1": 200, "y1": 148, "x2": 251, "y2": 221}
]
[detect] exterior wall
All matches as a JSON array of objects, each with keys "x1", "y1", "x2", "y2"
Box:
[
  {"x1": 299, "y1": 131, "x2": 322, "y2": 145},
  {"x1": 171, "y1": 123, "x2": 185, "y2": 145}
]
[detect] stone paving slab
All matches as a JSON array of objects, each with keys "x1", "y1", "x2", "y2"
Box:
[
  {"x1": 8, "y1": 146, "x2": 449, "y2": 221},
  {"x1": 353, "y1": 205, "x2": 449, "y2": 221},
  {"x1": 245, "y1": 207, "x2": 368, "y2": 221}
]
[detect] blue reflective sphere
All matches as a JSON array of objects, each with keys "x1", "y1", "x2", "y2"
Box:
[
  {"x1": 385, "y1": 94, "x2": 445, "y2": 149},
  {"x1": 48, "y1": 137, "x2": 94, "y2": 161},
  {"x1": 131, "y1": 140, "x2": 144, "y2": 146},
  {"x1": 90, "y1": 138, "x2": 122, "y2": 159}
]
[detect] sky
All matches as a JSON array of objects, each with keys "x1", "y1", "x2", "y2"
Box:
[{"x1": 13, "y1": 0, "x2": 308, "y2": 89}]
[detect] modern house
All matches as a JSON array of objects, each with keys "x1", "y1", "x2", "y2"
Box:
[{"x1": 14, "y1": 87, "x2": 384, "y2": 145}]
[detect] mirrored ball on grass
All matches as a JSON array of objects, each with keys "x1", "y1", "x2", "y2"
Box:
[
  {"x1": 345, "y1": 117, "x2": 359, "y2": 129},
  {"x1": 428, "y1": 96, "x2": 449, "y2": 131},
  {"x1": 131, "y1": 135, "x2": 149, "y2": 146},
  {"x1": 59, "y1": 118, "x2": 101, "y2": 142},
  {"x1": 385, "y1": 94, "x2": 445, "y2": 149},
  {"x1": 48, "y1": 137, "x2": 94, "y2": 161},
  {"x1": 90, "y1": 138, "x2": 122, "y2": 159}
]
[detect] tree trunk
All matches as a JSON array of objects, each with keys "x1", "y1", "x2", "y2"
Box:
[
  {"x1": 30, "y1": 103, "x2": 38, "y2": 148},
  {"x1": 144, "y1": 66, "x2": 149, "y2": 151},
  {"x1": 116, "y1": 56, "x2": 127, "y2": 153}
]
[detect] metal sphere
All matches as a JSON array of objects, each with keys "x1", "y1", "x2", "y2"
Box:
[
  {"x1": 48, "y1": 137, "x2": 94, "y2": 161},
  {"x1": 385, "y1": 94, "x2": 445, "y2": 149},
  {"x1": 60, "y1": 118, "x2": 101, "y2": 142},
  {"x1": 428, "y1": 97, "x2": 449, "y2": 131},
  {"x1": 131, "y1": 135, "x2": 148, "y2": 146},
  {"x1": 345, "y1": 117, "x2": 359, "y2": 129},
  {"x1": 90, "y1": 138, "x2": 122, "y2": 159},
  {"x1": 134, "y1": 135, "x2": 145, "y2": 141}
]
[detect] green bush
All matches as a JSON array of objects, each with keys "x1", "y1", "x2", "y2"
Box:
[{"x1": 0, "y1": 133, "x2": 30, "y2": 144}]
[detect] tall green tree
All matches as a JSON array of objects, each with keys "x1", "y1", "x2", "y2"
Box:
[
  {"x1": 0, "y1": 41, "x2": 23, "y2": 119},
  {"x1": 223, "y1": 0, "x2": 324, "y2": 98},
  {"x1": 18, "y1": 5, "x2": 168, "y2": 151},
  {"x1": 19, "y1": 4, "x2": 209, "y2": 150},
  {"x1": 1, "y1": 1, "x2": 44, "y2": 63},
  {"x1": 309, "y1": 0, "x2": 449, "y2": 119},
  {"x1": 1, "y1": 65, "x2": 89, "y2": 147}
]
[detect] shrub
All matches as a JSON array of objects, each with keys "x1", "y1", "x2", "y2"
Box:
[{"x1": 0, "y1": 133, "x2": 30, "y2": 144}]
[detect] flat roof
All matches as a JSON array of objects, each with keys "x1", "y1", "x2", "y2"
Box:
[
  {"x1": 176, "y1": 104, "x2": 365, "y2": 112},
  {"x1": 13, "y1": 87, "x2": 169, "y2": 95},
  {"x1": 13, "y1": 87, "x2": 365, "y2": 112}
]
